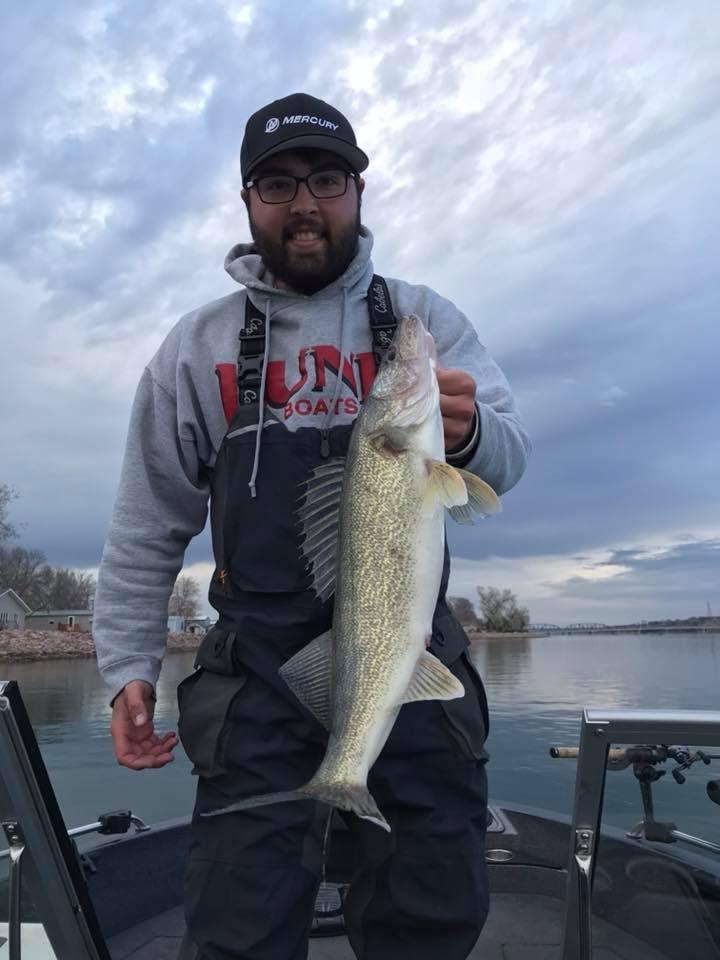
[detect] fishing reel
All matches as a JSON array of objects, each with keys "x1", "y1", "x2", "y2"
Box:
[{"x1": 550, "y1": 743, "x2": 720, "y2": 845}]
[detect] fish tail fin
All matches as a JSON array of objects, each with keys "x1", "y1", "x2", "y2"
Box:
[
  {"x1": 200, "y1": 782, "x2": 390, "y2": 832},
  {"x1": 200, "y1": 789, "x2": 309, "y2": 819},
  {"x1": 304, "y1": 781, "x2": 391, "y2": 832}
]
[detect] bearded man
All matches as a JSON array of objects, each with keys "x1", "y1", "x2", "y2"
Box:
[{"x1": 94, "y1": 92, "x2": 530, "y2": 960}]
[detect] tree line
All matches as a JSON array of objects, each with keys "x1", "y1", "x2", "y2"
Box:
[
  {"x1": 0, "y1": 484, "x2": 96, "y2": 610},
  {"x1": 4, "y1": 481, "x2": 522, "y2": 629},
  {"x1": 449, "y1": 587, "x2": 530, "y2": 633}
]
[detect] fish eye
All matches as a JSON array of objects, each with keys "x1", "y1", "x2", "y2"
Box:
[{"x1": 386, "y1": 347, "x2": 397, "y2": 361}]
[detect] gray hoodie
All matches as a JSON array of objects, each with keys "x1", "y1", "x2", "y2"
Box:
[{"x1": 93, "y1": 228, "x2": 530, "y2": 698}]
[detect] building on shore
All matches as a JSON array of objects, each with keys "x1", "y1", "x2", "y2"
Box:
[
  {"x1": 25, "y1": 609, "x2": 93, "y2": 633},
  {"x1": 0, "y1": 589, "x2": 32, "y2": 630}
]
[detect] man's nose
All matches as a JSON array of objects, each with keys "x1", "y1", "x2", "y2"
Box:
[{"x1": 289, "y1": 180, "x2": 319, "y2": 215}]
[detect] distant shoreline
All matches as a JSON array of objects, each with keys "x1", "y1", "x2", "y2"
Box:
[
  {"x1": 0, "y1": 628, "x2": 547, "y2": 664},
  {"x1": 467, "y1": 630, "x2": 547, "y2": 640},
  {"x1": 0, "y1": 629, "x2": 201, "y2": 664}
]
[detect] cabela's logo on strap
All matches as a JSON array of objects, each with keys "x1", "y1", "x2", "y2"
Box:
[{"x1": 265, "y1": 118, "x2": 280, "y2": 134}]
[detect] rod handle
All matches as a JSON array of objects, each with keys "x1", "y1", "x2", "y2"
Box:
[{"x1": 550, "y1": 746, "x2": 627, "y2": 760}]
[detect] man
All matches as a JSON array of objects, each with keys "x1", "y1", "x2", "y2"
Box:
[{"x1": 94, "y1": 92, "x2": 530, "y2": 959}]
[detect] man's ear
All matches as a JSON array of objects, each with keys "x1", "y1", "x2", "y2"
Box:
[
  {"x1": 241, "y1": 187, "x2": 249, "y2": 209},
  {"x1": 357, "y1": 176, "x2": 365, "y2": 197}
]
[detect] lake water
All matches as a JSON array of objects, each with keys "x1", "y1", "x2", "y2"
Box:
[{"x1": 2, "y1": 632, "x2": 720, "y2": 850}]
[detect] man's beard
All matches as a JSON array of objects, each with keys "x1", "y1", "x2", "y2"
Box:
[{"x1": 249, "y1": 206, "x2": 361, "y2": 295}]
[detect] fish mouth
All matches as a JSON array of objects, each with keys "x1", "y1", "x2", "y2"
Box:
[{"x1": 367, "y1": 316, "x2": 438, "y2": 425}]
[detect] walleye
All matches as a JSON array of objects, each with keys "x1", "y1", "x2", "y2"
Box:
[{"x1": 203, "y1": 315, "x2": 500, "y2": 831}]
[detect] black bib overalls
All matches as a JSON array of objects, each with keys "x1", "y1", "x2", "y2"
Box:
[{"x1": 177, "y1": 293, "x2": 491, "y2": 960}]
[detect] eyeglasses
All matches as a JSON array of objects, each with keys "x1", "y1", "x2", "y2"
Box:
[{"x1": 245, "y1": 169, "x2": 358, "y2": 204}]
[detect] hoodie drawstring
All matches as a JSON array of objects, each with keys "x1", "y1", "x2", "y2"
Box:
[
  {"x1": 248, "y1": 300, "x2": 272, "y2": 498},
  {"x1": 323, "y1": 285, "x2": 348, "y2": 436}
]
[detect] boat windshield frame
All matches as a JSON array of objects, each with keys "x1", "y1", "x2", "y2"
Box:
[
  {"x1": 562, "y1": 707, "x2": 720, "y2": 960},
  {"x1": 0, "y1": 679, "x2": 111, "y2": 959}
]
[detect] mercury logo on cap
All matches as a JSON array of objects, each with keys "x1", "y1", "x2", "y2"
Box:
[{"x1": 241, "y1": 92, "x2": 369, "y2": 181}]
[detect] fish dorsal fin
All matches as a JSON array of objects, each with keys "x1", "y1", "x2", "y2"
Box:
[
  {"x1": 297, "y1": 458, "x2": 345, "y2": 602},
  {"x1": 279, "y1": 629, "x2": 334, "y2": 729},
  {"x1": 448, "y1": 469, "x2": 501, "y2": 523},
  {"x1": 401, "y1": 651, "x2": 465, "y2": 704}
]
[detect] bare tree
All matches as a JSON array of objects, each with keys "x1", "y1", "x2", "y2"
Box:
[
  {"x1": 0, "y1": 545, "x2": 50, "y2": 608},
  {"x1": 169, "y1": 575, "x2": 201, "y2": 619},
  {"x1": 45, "y1": 569, "x2": 96, "y2": 609},
  {"x1": 0, "y1": 546, "x2": 96, "y2": 611},
  {"x1": 0, "y1": 483, "x2": 17, "y2": 545},
  {"x1": 477, "y1": 587, "x2": 530, "y2": 633},
  {"x1": 447, "y1": 596, "x2": 481, "y2": 629}
]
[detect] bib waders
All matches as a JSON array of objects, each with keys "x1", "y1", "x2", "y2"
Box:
[{"x1": 177, "y1": 282, "x2": 491, "y2": 959}]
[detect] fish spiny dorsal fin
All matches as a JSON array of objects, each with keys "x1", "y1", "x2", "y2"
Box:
[
  {"x1": 448, "y1": 469, "x2": 501, "y2": 523},
  {"x1": 401, "y1": 651, "x2": 465, "y2": 704},
  {"x1": 279, "y1": 629, "x2": 334, "y2": 729},
  {"x1": 297, "y1": 458, "x2": 345, "y2": 602}
]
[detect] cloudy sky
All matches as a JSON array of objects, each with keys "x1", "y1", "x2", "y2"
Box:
[{"x1": 2, "y1": 0, "x2": 718, "y2": 626}]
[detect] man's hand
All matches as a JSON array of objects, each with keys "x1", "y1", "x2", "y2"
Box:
[
  {"x1": 437, "y1": 368, "x2": 477, "y2": 452},
  {"x1": 110, "y1": 680, "x2": 178, "y2": 770}
]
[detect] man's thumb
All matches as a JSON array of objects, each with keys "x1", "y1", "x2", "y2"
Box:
[{"x1": 125, "y1": 683, "x2": 152, "y2": 727}]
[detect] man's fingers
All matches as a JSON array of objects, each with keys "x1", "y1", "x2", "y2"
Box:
[
  {"x1": 110, "y1": 681, "x2": 175, "y2": 770},
  {"x1": 124, "y1": 682, "x2": 155, "y2": 727},
  {"x1": 118, "y1": 751, "x2": 175, "y2": 770},
  {"x1": 443, "y1": 416, "x2": 469, "y2": 447},
  {"x1": 440, "y1": 393, "x2": 475, "y2": 420},
  {"x1": 436, "y1": 368, "x2": 476, "y2": 396}
]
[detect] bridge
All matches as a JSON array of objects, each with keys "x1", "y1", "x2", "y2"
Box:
[{"x1": 530, "y1": 622, "x2": 720, "y2": 635}]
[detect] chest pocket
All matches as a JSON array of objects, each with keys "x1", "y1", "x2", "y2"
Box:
[{"x1": 220, "y1": 424, "x2": 329, "y2": 595}]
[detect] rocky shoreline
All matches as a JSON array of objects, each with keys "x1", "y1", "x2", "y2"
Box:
[
  {"x1": 0, "y1": 629, "x2": 202, "y2": 663},
  {"x1": 0, "y1": 627, "x2": 545, "y2": 665}
]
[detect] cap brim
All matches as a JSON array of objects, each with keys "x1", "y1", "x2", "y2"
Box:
[{"x1": 245, "y1": 135, "x2": 369, "y2": 179}]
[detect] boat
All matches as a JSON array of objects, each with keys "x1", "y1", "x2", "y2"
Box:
[{"x1": 2, "y1": 678, "x2": 720, "y2": 959}]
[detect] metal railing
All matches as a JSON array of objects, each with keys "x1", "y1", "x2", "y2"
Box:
[{"x1": 561, "y1": 708, "x2": 720, "y2": 960}]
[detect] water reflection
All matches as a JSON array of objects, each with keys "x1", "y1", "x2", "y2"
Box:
[{"x1": 1, "y1": 634, "x2": 719, "y2": 843}]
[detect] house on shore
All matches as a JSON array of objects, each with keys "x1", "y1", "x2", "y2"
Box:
[
  {"x1": 0, "y1": 589, "x2": 32, "y2": 630},
  {"x1": 26, "y1": 609, "x2": 93, "y2": 633}
]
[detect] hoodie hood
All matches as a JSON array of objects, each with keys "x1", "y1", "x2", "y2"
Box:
[{"x1": 224, "y1": 226, "x2": 375, "y2": 302}]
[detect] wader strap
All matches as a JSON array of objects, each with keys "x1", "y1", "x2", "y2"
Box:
[
  {"x1": 367, "y1": 274, "x2": 398, "y2": 366},
  {"x1": 235, "y1": 277, "x2": 398, "y2": 407},
  {"x1": 237, "y1": 296, "x2": 267, "y2": 405}
]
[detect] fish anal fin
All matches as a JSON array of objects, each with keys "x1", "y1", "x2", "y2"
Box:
[
  {"x1": 279, "y1": 630, "x2": 333, "y2": 729},
  {"x1": 402, "y1": 651, "x2": 464, "y2": 703}
]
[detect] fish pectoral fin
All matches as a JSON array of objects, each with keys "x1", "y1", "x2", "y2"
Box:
[
  {"x1": 402, "y1": 651, "x2": 465, "y2": 703},
  {"x1": 448, "y1": 470, "x2": 502, "y2": 523},
  {"x1": 279, "y1": 629, "x2": 333, "y2": 729},
  {"x1": 425, "y1": 461, "x2": 469, "y2": 509}
]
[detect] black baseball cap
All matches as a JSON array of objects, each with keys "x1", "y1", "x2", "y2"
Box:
[{"x1": 240, "y1": 92, "x2": 369, "y2": 182}]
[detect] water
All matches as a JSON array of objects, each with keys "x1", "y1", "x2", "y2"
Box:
[{"x1": 1, "y1": 633, "x2": 720, "y2": 846}]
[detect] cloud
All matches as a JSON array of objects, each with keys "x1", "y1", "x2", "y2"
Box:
[
  {"x1": 449, "y1": 538, "x2": 720, "y2": 625},
  {"x1": 1, "y1": 0, "x2": 718, "y2": 626}
]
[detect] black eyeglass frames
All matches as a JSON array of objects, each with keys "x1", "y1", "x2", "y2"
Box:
[{"x1": 245, "y1": 169, "x2": 358, "y2": 204}]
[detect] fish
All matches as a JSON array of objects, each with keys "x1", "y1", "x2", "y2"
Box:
[{"x1": 203, "y1": 315, "x2": 501, "y2": 831}]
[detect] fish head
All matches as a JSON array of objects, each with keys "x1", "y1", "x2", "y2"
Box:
[{"x1": 363, "y1": 315, "x2": 440, "y2": 441}]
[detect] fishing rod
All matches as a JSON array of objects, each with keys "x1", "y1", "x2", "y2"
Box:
[{"x1": 550, "y1": 742, "x2": 720, "y2": 853}]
